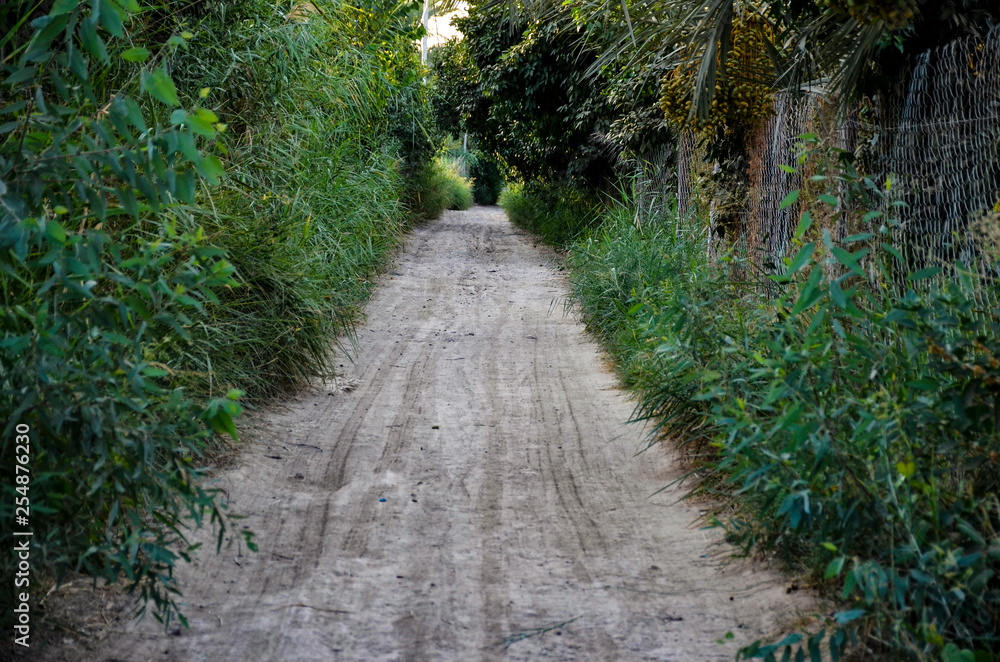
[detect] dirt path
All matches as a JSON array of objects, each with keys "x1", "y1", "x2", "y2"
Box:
[{"x1": 53, "y1": 207, "x2": 814, "y2": 661}]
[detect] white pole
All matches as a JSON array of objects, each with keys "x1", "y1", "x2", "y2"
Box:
[{"x1": 421, "y1": 0, "x2": 430, "y2": 64}]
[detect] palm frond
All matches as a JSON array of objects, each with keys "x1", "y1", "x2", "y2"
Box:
[{"x1": 482, "y1": 0, "x2": 897, "y2": 119}]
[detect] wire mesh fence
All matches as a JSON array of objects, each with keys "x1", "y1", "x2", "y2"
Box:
[
  {"x1": 628, "y1": 143, "x2": 676, "y2": 228},
  {"x1": 674, "y1": 24, "x2": 1000, "y2": 300},
  {"x1": 874, "y1": 28, "x2": 1000, "y2": 280}
]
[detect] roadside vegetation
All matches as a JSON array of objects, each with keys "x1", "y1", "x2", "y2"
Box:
[
  {"x1": 0, "y1": 0, "x2": 470, "y2": 637},
  {"x1": 435, "y1": 0, "x2": 1000, "y2": 659},
  {"x1": 566, "y1": 146, "x2": 1000, "y2": 661}
]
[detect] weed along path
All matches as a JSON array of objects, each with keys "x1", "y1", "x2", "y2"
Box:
[{"x1": 78, "y1": 207, "x2": 813, "y2": 661}]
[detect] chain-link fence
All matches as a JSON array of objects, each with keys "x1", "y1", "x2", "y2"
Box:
[
  {"x1": 675, "y1": 24, "x2": 1000, "y2": 296},
  {"x1": 874, "y1": 27, "x2": 1000, "y2": 278},
  {"x1": 627, "y1": 144, "x2": 676, "y2": 228}
]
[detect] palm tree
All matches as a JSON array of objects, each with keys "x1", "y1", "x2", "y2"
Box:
[{"x1": 496, "y1": 0, "x2": 999, "y2": 121}]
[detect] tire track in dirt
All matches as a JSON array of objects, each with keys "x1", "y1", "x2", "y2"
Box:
[{"x1": 38, "y1": 207, "x2": 816, "y2": 662}]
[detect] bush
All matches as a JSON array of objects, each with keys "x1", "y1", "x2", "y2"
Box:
[
  {"x1": 168, "y1": 5, "x2": 413, "y2": 400},
  {"x1": 467, "y1": 151, "x2": 505, "y2": 205},
  {"x1": 1, "y1": 219, "x2": 250, "y2": 628},
  {"x1": 500, "y1": 182, "x2": 602, "y2": 246},
  {"x1": 0, "y1": 0, "x2": 251, "y2": 628},
  {"x1": 443, "y1": 160, "x2": 474, "y2": 211},
  {"x1": 641, "y1": 139, "x2": 1000, "y2": 660},
  {"x1": 726, "y1": 264, "x2": 1000, "y2": 659},
  {"x1": 411, "y1": 157, "x2": 473, "y2": 220},
  {"x1": 566, "y1": 194, "x2": 752, "y2": 451},
  {"x1": 567, "y1": 199, "x2": 707, "y2": 379}
]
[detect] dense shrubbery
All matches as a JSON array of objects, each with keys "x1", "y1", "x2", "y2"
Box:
[
  {"x1": 169, "y1": 1, "x2": 422, "y2": 401},
  {"x1": 500, "y1": 182, "x2": 603, "y2": 246},
  {"x1": 412, "y1": 156, "x2": 473, "y2": 220},
  {"x1": 566, "y1": 202, "x2": 720, "y2": 443},
  {"x1": 1, "y1": 216, "x2": 248, "y2": 626},
  {"x1": 1, "y1": 0, "x2": 451, "y2": 634},
  {"x1": 467, "y1": 150, "x2": 505, "y2": 205},
  {"x1": 448, "y1": 5, "x2": 616, "y2": 187},
  {"x1": 557, "y1": 139, "x2": 999, "y2": 660},
  {"x1": 709, "y1": 142, "x2": 1000, "y2": 661}
]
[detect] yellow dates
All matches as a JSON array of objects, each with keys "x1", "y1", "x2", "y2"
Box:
[{"x1": 659, "y1": 15, "x2": 774, "y2": 135}]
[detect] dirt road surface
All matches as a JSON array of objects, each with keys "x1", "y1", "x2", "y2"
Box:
[{"x1": 47, "y1": 207, "x2": 815, "y2": 661}]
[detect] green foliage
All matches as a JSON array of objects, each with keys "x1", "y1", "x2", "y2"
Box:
[
  {"x1": 1, "y1": 0, "x2": 442, "y2": 635},
  {"x1": 430, "y1": 37, "x2": 480, "y2": 137},
  {"x1": 0, "y1": 0, "x2": 250, "y2": 629},
  {"x1": 500, "y1": 182, "x2": 603, "y2": 246},
  {"x1": 444, "y1": 167, "x2": 474, "y2": 212},
  {"x1": 560, "y1": 135, "x2": 1000, "y2": 659},
  {"x1": 566, "y1": 196, "x2": 710, "y2": 398},
  {"x1": 714, "y1": 141, "x2": 1000, "y2": 660},
  {"x1": 454, "y1": 1, "x2": 617, "y2": 187},
  {"x1": 433, "y1": 2, "x2": 675, "y2": 193},
  {"x1": 513, "y1": 0, "x2": 1000, "y2": 124},
  {"x1": 162, "y1": 0, "x2": 417, "y2": 400},
  {"x1": 466, "y1": 150, "x2": 505, "y2": 205},
  {"x1": 411, "y1": 156, "x2": 473, "y2": 220},
  {"x1": 561, "y1": 0, "x2": 676, "y2": 156},
  {"x1": 726, "y1": 268, "x2": 1000, "y2": 658},
  {"x1": 1, "y1": 219, "x2": 250, "y2": 628}
]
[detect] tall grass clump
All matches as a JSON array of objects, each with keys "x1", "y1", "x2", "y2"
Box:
[
  {"x1": 411, "y1": 156, "x2": 473, "y2": 220},
  {"x1": 566, "y1": 198, "x2": 709, "y2": 382},
  {"x1": 566, "y1": 192, "x2": 756, "y2": 451},
  {"x1": 500, "y1": 182, "x2": 602, "y2": 246},
  {"x1": 1, "y1": 0, "x2": 442, "y2": 637},
  {"x1": 161, "y1": 0, "x2": 421, "y2": 400}
]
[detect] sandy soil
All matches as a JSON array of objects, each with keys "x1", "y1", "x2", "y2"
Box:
[{"x1": 31, "y1": 207, "x2": 815, "y2": 661}]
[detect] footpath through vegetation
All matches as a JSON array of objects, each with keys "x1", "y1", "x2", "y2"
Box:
[
  {"x1": 3, "y1": 0, "x2": 1000, "y2": 660},
  {"x1": 27, "y1": 208, "x2": 814, "y2": 661},
  {"x1": 435, "y1": 1, "x2": 1000, "y2": 660}
]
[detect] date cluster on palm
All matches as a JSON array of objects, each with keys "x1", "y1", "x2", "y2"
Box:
[{"x1": 659, "y1": 17, "x2": 773, "y2": 135}]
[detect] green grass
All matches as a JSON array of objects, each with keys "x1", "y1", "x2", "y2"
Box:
[
  {"x1": 564, "y1": 198, "x2": 745, "y2": 453},
  {"x1": 411, "y1": 156, "x2": 474, "y2": 221},
  {"x1": 566, "y1": 201, "x2": 703, "y2": 377},
  {"x1": 156, "y1": 1, "x2": 421, "y2": 402},
  {"x1": 500, "y1": 182, "x2": 603, "y2": 246}
]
